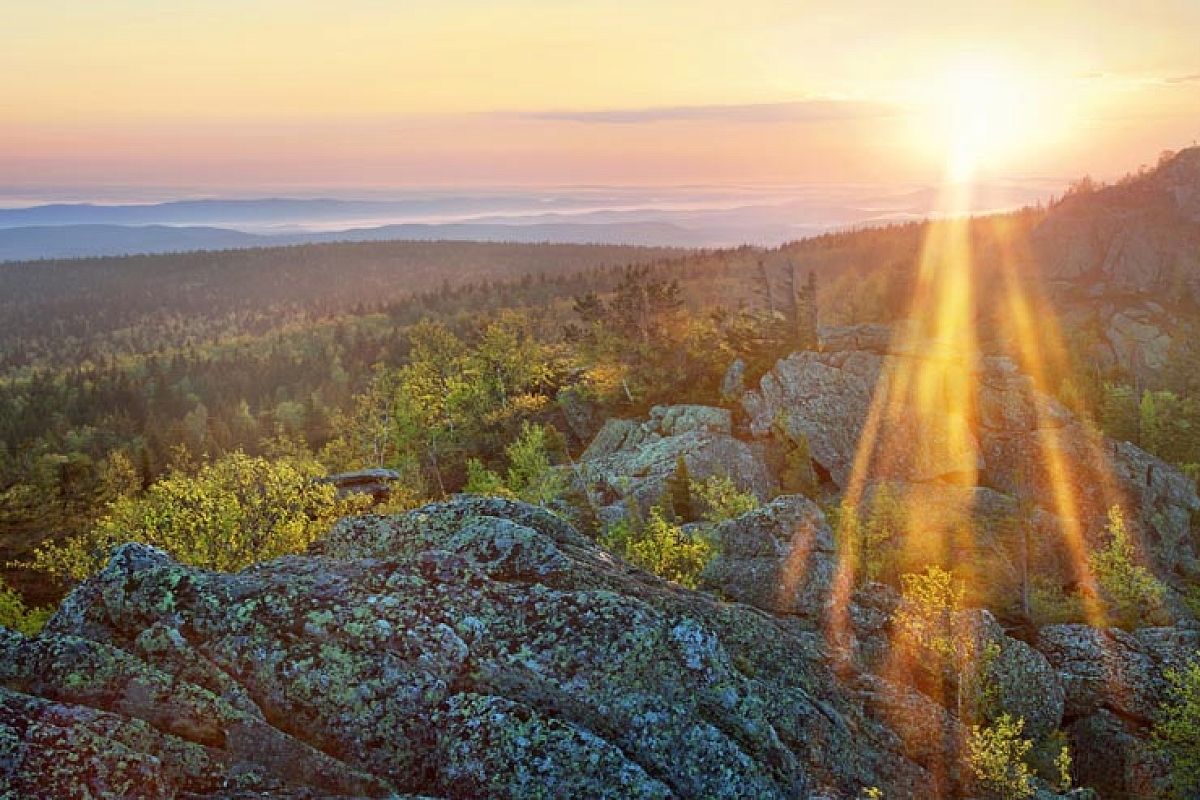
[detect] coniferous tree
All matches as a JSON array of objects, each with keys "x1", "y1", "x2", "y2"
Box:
[{"x1": 666, "y1": 455, "x2": 696, "y2": 522}]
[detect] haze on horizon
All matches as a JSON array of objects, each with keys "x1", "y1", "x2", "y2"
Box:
[{"x1": 3, "y1": 0, "x2": 1200, "y2": 195}]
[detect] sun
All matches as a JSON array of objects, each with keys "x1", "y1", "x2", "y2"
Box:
[{"x1": 927, "y1": 57, "x2": 1043, "y2": 182}]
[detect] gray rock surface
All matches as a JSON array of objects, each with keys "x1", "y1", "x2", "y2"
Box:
[
  {"x1": 1, "y1": 496, "x2": 948, "y2": 799},
  {"x1": 578, "y1": 404, "x2": 776, "y2": 519},
  {"x1": 737, "y1": 336, "x2": 1200, "y2": 583},
  {"x1": 700, "y1": 494, "x2": 838, "y2": 618},
  {"x1": 1034, "y1": 624, "x2": 1166, "y2": 723}
]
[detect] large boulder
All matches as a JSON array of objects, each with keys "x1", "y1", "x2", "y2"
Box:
[
  {"x1": 889, "y1": 607, "x2": 1064, "y2": 740},
  {"x1": 1067, "y1": 709, "x2": 1171, "y2": 800},
  {"x1": 1031, "y1": 148, "x2": 1200, "y2": 304},
  {"x1": 700, "y1": 494, "x2": 838, "y2": 618},
  {"x1": 578, "y1": 404, "x2": 777, "y2": 520},
  {"x1": 737, "y1": 335, "x2": 1200, "y2": 584},
  {"x1": 2, "y1": 496, "x2": 946, "y2": 799},
  {"x1": 1033, "y1": 624, "x2": 1167, "y2": 723}
]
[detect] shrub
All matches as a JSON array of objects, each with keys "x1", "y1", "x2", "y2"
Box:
[
  {"x1": 1152, "y1": 660, "x2": 1200, "y2": 798},
  {"x1": 1090, "y1": 506, "x2": 1167, "y2": 628},
  {"x1": 691, "y1": 474, "x2": 758, "y2": 524},
  {"x1": 1026, "y1": 729, "x2": 1073, "y2": 792},
  {"x1": 29, "y1": 452, "x2": 368, "y2": 581},
  {"x1": 773, "y1": 413, "x2": 818, "y2": 497},
  {"x1": 830, "y1": 486, "x2": 903, "y2": 584},
  {"x1": 1028, "y1": 577, "x2": 1089, "y2": 626},
  {"x1": 896, "y1": 566, "x2": 998, "y2": 721},
  {"x1": 0, "y1": 580, "x2": 50, "y2": 636},
  {"x1": 967, "y1": 714, "x2": 1035, "y2": 800},
  {"x1": 464, "y1": 422, "x2": 568, "y2": 506},
  {"x1": 601, "y1": 504, "x2": 713, "y2": 589}
]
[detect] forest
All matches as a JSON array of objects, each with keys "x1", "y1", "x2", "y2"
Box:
[{"x1": 5, "y1": 211, "x2": 1200, "y2": 611}]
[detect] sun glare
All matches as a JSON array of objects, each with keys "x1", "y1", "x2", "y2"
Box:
[{"x1": 926, "y1": 57, "x2": 1043, "y2": 182}]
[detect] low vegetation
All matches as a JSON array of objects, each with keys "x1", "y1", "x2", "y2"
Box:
[
  {"x1": 29, "y1": 452, "x2": 367, "y2": 582},
  {"x1": 1152, "y1": 660, "x2": 1200, "y2": 798}
]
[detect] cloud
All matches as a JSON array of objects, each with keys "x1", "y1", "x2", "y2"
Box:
[
  {"x1": 511, "y1": 99, "x2": 897, "y2": 124},
  {"x1": 1165, "y1": 72, "x2": 1200, "y2": 84}
]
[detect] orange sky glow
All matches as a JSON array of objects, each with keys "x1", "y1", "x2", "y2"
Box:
[{"x1": 3, "y1": 0, "x2": 1199, "y2": 189}]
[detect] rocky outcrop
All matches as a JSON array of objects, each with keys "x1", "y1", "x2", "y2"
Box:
[
  {"x1": 737, "y1": 336, "x2": 1200, "y2": 586},
  {"x1": 700, "y1": 494, "x2": 838, "y2": 618},
  {"x1": 323, "y1": 467, "x2": 402, "y2": 501},
  {"x1": 1, "y1": 496, "x2": 948, "y2": 799},
  {"x1": 1032, "y1": 148, "x2": 1200, "y2": 302},
  {"x1": 1033, "y1": 624, "x2": 1198, "y2": 724},
  {"x1": 1030, "y1": 624, "x2": 1200, "y2": 798},
  {"x1": 577, "y1": 404, "x2": 777, "y2": 521}
]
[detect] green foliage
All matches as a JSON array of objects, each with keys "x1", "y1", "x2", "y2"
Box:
[
  {"x1": 1089, "y1": 505, "x2": 1167, "y2": 628},
  {"x1": 1100, "y1": 383, "x2": 1139, "y2": 444},
  {"x1": 896, "y1": 565, "x2": 965, "y2": 658},
  {"x1": 463, "y1": 422, "x2": 568, "y2": 507},
  {"x1": 1054, "y1": 740, "x2": 1073, "y2": 792},
  {"x1": 1138, "y1": 389, "x2": 1200, "y2": 466},
  {"x1": 896, "y1": 566, "x2": 1000, "y2": 722},
  {"x1": 773, "y1": 413, "x2": 818, "y2": 498},
  {"x1": 600, "y1": 505, "x2": 713, "y2": 589},
  {"x1": 1026, "y1": 729, "x2": 1073, "y2": 792},
  {"x1": 0, "y1": 579, "x2": 50, "y2": 636},
  {"x1": 665, "y1": 455, "x2": 696, "y2": 523},
  {"x1": 690, "y1": 474, "x2": 759, "y2": 524},
  {"x1": 1152, "y1": 660, "x2": 1200, "y2": 798},
  {"x1": 1028, "y1": 577, "x2": 1089, "y2": 626},
  {"x1": 502, "y1": 422, "x2": 568, "y2": 505},
  {"x1": 830, "y1": 486, "x2": 903, "y2": 585},
  {"x1": 464, "y1": 458, "x2": 513, "y2": 498},
  {"x1": 29, "y1": 452, "x2": 369, "y2": 582},
  {"x1": 967, "y1": 714, "x2": 1036, "y2": 800}
]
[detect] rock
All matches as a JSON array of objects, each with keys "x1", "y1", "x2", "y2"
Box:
[
  {"x1": 700, "y1": 495, "x2": 838, "y2": 618},
  {"x1": 890, "y1": 608, "x2": 1064, "y2": 740},
  {"x1": 977, "y1": 614, "x2": 1065, "y2": 739},
  {"x1": 581, "y1": 417, "x2": 641, "y2": 461},
  {"x1": 322, "y1": 468, "x2": 402, "y2": 502},
  {"x1": 740, "y1": 336, "x2": 1200, "y2": 584},
  {"x1": 1032, "y1": 148, "x2": 1200, "y2": 305},
  {"x1": 649, "y1": 404, "x2": 732, "y2": 437},
  {"x1": 4, "y1": 496, "x2": 945, "y2": 798},
  {"x1": 1067, "y1": 709, "x2": 1170, "y2": 800},
  {"x1": 853, "y1": 480, "x2": 1075, "y2": 598},
  {"x1": 577, "y1": 404, "x2": 776, "y2": 519},
  {"x1": 558, "y1": 382, "x2": 603, "y2": 443},
  {"x1": 1034, "y1": 624, "x2": 1166, "y2": 723},
  {"x1": 743, "y1": 349, "x2": 982, "y2": 487},
  {"x1": 720, "y1": 358, "x2": 747, "y2": 401},
  {"x1": 1107, "y1": 310, "x2": 1172, "y2": 374}
]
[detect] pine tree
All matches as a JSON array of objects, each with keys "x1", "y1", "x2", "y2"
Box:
[{"x1": 666, "y1": 455, "x2": 696, "y2": 522}]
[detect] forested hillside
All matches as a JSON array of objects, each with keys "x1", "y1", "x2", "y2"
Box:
[
  {"x1": 6, "y1": 149, "x2": 1200, "y2": 613},
  {"x1": 4, "y1": 151, "x2": 1200, "y2": 799}
]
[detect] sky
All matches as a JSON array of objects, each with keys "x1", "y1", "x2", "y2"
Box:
[{"x1": 3, "y1": 0, "x2": 1200, "y2": 192}]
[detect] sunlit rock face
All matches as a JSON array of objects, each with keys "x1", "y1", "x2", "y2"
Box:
[
  {"x1": 1032, "y1": 148, "x2": 1200, "y2": 298},
  {"x1": 1, "y1": 496, "x2": 947, "y2": 799},
  {"x1": 738, "y1": 331, "x2": 1200, "y2": 585},
  {"x1": 576, "y1": 404, "x2": 778, "y2": 521},
  {"x1": 1031, "y1": 147, "x2": 1200, "y2": 381}
]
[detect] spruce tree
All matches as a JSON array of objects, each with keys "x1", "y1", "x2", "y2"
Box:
[{"x1": 666, "y1": 455, "x2": 696, "y2": 522}]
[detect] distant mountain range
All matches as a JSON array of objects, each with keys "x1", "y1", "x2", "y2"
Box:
[
  {"x1": 0, "y1": 182, "x2": 1058, "y2": 261},
  {"x1": 0, "y1": 221, "x2": 712, "y2": 262}
]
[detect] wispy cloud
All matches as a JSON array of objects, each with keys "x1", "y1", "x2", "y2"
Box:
[
  {"x1": 1078, "y1": 69, "x2": 1200, "y2": 86},
  {"x1": 510, "y1": 99, "x2": 897, "y2": 124}
]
